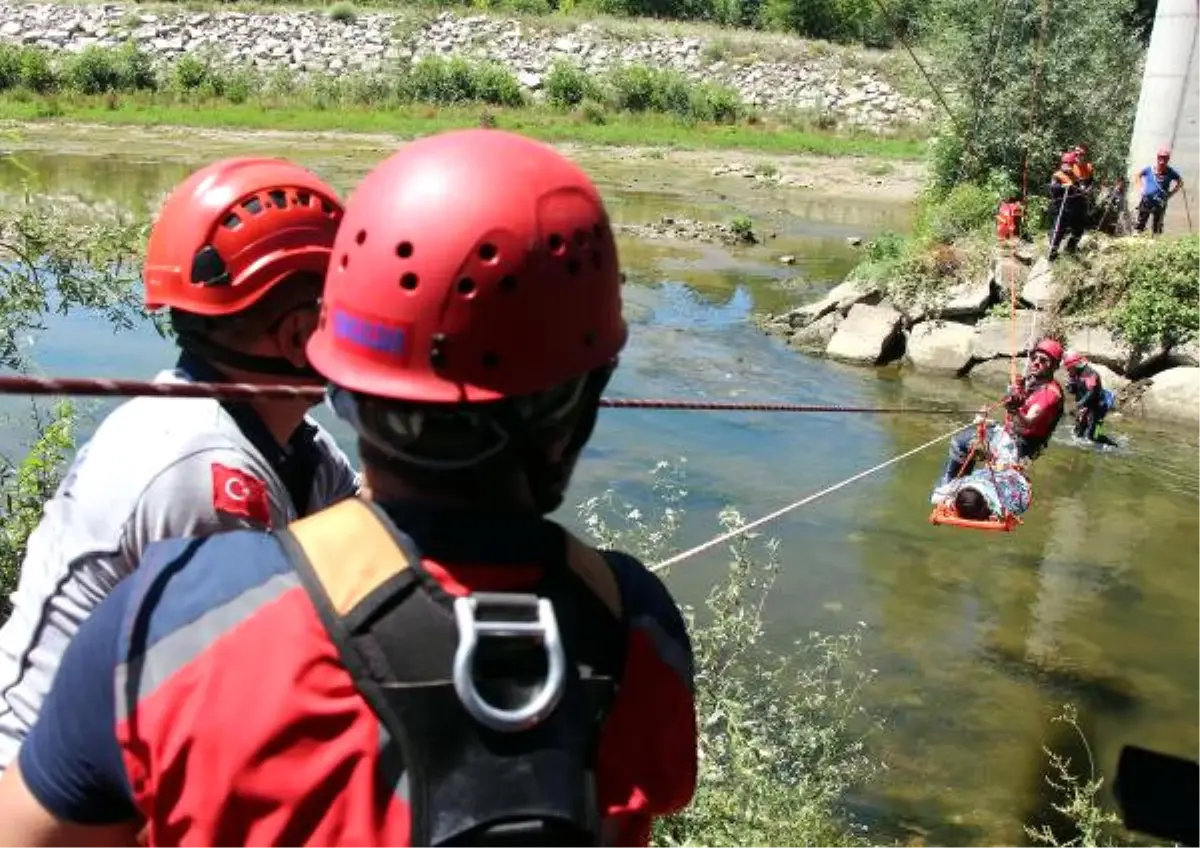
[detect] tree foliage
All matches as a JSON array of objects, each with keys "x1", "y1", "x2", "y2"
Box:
[
  {"x1": 0, "y1": 191, "x2": 150, "y2": 370},
  {"x1": 923, "y1": 0, "x2": 1145, "y2": 198}
]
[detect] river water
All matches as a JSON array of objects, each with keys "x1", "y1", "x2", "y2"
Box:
[{"x1": 0, "y1": 129, "x2": 1195, "y2": 846}]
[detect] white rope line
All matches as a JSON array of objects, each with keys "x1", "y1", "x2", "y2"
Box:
[{"x1": 649, "y1": 422, "x2": 973, "y2": 573}]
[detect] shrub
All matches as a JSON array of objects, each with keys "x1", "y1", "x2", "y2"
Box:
[
  {"x1": 576, "y1": 460, "x2": 883, "y2": 847},
  {"x1": 0, "y1": 44, "x2": 21, "y2": 92},
  {"x1": 64, "y1": 46, "x2": 125, "y2": 95},
  {"x1": 328, "y1": 1, "x2": 358, "y2": 23},
  {"x1": 0, "y1": 403, "x2": 76, "y2": 625},
  {"x1": 471, "y1": 61, "x2": 526, "y2": 108},
  {"x1": 1113, "y1": 236, "x2": 1200, "y2": 348},
  {"x1": 19, "y1": 48, "x2": 57, "y2": 94},
  {"x1": 545, "y1": 60, "x2": 599, "y2": 110},
  {"x1": 918, "y1": 182, "x2": 998, "y2": 244},
  {"x1": 170, "y1": 53, "x2": 213, "y2": 93}
]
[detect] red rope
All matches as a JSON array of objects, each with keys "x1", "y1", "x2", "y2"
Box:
[{"x1": 0, "y1": 375, "x2": 984, "y2": 416}]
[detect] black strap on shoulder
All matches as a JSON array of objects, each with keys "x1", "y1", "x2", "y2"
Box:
[{"x1": 277, "y1": 504, "x2": 624, "y2": 847}]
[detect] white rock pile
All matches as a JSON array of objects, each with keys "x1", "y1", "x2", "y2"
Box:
[{"x1": 0, "y1": 2, "x2": 937, "y2": 128}]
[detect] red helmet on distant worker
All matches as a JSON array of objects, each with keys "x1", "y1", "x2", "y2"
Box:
[
  {"x1": 307, "y1": 129, "x2": 627, "y2": 405},
  {"x1": 143, "y1": 158, "x2": 344, "y2": 316},
  {"x1": 1033, "y1": 338, "x2": 1064, "y2": 364},
  {"x1": 1062, "y1": 350, "x2": 1086, "y2": 371},
  {"x1": 1061, "y1": 151, "x2": 1078, "y2": 166}
]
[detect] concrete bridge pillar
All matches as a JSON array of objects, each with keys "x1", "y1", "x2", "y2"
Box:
[{"x1": 1126, "y1": 0, "x2": 1199, "y2": 235}]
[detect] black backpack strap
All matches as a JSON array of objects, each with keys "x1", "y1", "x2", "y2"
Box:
[{"x1": 276, "y1": 500, "x2": 624, "y2": 847}]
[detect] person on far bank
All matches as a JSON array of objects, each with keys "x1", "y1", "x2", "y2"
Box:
[
  {"x1": 1134, "y1": 147, "x2": 1184, "y2": 236},
  {"x1": 937, "y1": 338, "x2": 1066, "y2": 488},
  {"x1": 0, "y1": 129, "x2": 698, "y2": 847},
  {"x1": 0, "y1": 157, "x2": 361, "y2": 775},
  {"x1": 1048, "y1": 152, "x2": 1087, "y2": 261}
]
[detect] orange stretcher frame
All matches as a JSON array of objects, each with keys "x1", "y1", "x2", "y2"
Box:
[{"x1": 928, "y1": 502, "x2": 1021, "y2": 532}]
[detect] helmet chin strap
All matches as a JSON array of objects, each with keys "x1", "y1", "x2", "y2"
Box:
[{"x1": 178, "y1": 332, "x2": 322, "y2": 382}]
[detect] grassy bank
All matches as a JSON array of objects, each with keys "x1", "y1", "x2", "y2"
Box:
[
  {"x1": 0, "y1": 43, "x2": 927, "y2": 156},
  {"x1": 0, "y1": 96, "x2": 926, "y2": 156}
]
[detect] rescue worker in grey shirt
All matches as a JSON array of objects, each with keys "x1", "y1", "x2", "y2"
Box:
[{"x1": 0, "y1": 157, "x2": 361, "y2": 771}]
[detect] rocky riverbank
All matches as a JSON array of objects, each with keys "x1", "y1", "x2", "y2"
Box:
[
  {"x1": 760, "y1": 242, "x2": 1200, "y2": 428},
  {"x1": 0, "y1": 2, "x2": 936, "y2": 130}
]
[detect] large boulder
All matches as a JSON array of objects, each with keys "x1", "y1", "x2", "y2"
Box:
[
  {"x1": 1090, "y1": 362, "x2": 1130, "y2": 393},
  {"x1": 785, "y1": 279, "x2": 882, "y2": 328},
  {"x1": 825, "y1": 302, "x2": 904, "y2": 365},
  {"x1": 1166, "y1": 339, "x2": 1200, "y2": 368},
  {"x1": 1066, "y1": 325, "x2": 1169, "y2": 376},
  {"x1": 788, "y1": 310, "x2": 843, "y2": 352},
  {"x1": 1130, "y1": 367, "x2": 1200, "y2": 427},
  {"x1": 967, "y1": 357, "x2": 1019, "y2": 390},
  {"x1": 970, "y1": 311, "x2": 1043, "y2": 360},
  {"x1": 1020, "y1": 257, "x2": 1059, "y2": 309},
  {"x1": 906, "y1": 320, "x2": 976, "y2": 375},
  {"x1": 939, "y1": 276, "x2": 995, "y2": 320}
]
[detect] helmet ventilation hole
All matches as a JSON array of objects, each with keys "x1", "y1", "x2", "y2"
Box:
[
  {"x1": 400, "y1": 272, "x2": 419, "y2": 291},
  {"x1": 478, "y1": 243, "x2": 498, "y2": 262},
  {"x1": 456, "y1": 277, "x2": 476, "y2": 296},
  {"x1": 222, "y1": 213, "x2": 242, "y2": 231},
  {"x1": 573, "y1": 229, "x2": 588, "y2": 247},
  {"x1": 396, "y1": 241, "x2": 414, "y2": 259},
  {"x1": 340, "y1": 254, "x2": 349, "y2": 270},
  {"x1": 242, "y1": 196, "x2": 264, "y2": 216},
  {"x1": 268, "y1": 190, "x2": 287, "y2": 209},
  {"x1": 548, "y1": 233, "x2": 566, "y2": 256},
  {"x1": 355, "y1": 229, "x2": 367, "y2": 246},
  {"x1": 499, "y1": 275, "x2": 518, "y2": 292},
  {"x1": 566, "y1": 258, "x2": 581, "y2": 276}
]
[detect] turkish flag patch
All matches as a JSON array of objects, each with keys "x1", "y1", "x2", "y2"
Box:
[{"x1": 211, "y1": 464, "x2": 272, "y2": 526}]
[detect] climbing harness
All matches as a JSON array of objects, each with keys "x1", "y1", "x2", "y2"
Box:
[{"x1": 926, "y1": 412, "x2": 1026, "y2": 532}]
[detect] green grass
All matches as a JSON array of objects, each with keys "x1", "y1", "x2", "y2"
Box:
[{"x1": 0, "y1": 95, "x2": 928, "y2": 157}]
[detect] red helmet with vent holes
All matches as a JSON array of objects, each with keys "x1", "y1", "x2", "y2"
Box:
[
  {"x1": 1062, "y1": 350, "x2": 1085, "y2": 370},
  {"x1": 1033, "y1": 338, "x2": 1064, "y2": 364},
  {"x1": 307, "y1": 129, "x2": 627, "y2": 404},
  {"x1": 142, "y1": 157, "x2": 344, "y2": 316}
]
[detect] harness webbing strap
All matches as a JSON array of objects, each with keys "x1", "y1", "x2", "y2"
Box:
[{"x1": 285, "y1": 498, "x2": 414, "y2": 614}]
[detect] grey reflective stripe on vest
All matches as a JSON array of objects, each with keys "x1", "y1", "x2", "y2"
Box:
[{"x1": 115, "y1": 571, "x2": 301, "y2": 722}]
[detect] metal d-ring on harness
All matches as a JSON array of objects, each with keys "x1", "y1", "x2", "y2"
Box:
[{"x1": 452, "y1": 593, "x2": 567, "y2": 733}]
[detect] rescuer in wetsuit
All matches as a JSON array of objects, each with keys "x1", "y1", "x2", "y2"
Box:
[{"x1": 1063, "y1": 350, "x2": 1118, "y2": 446}]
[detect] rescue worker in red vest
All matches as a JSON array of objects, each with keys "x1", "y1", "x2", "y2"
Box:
[
  {"x1": 0, "y1": 158, "x2": 360, "y2": 775},
  {"x1": 0, "y1": 129, "x2": 699, "y2": 848},
  {"x1": 1071, "y1": 144, "x2": 1096, "y2": 191},
  {"x1": 937, "y1": 338, "x2": 1066, "y2": 486},
  {"x1": 1048, "y1": 152, "x2": 1086, "y2": 261},
  {"x1": 995, "y1": 192, "x2": 1025, "y2": 242}
]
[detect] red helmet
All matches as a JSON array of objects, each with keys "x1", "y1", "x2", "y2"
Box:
[
  {"x1": 1062, "y1": 350, "x2": 1085, "y2": 370},
  {"x1": 143, "y1": 158, "x2": 344, "y2": 316},
  {"x1": 1061, "y1": 151, "x2": 1078, "y2": 166},
  {"x1": 307, "y1": 129, "x2": 626, "y2": 404},
  {"x1": 1033, "y1": 338, "x2": 1064, "y2": 364}
]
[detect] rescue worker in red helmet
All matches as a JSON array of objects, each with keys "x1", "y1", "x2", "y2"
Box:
[
  {"x1": 937, "y1": 338, "x2": 1065, "y2": 486},
  {"x1": 1134, "y1": 147, "x2": 1184, "y2": 235},
  {"x1": 1062, "y1": 350, "x2": 1118, "y2": 446},
  {"x1": 0, "y1": 158, "x2": 360, "y2": 776},
  {"x1": 1049, "y1": 151, "x2": 1086, "y2": 261},
  {"x1": 0, "y1": 130, "x2": 698, "y2": 847}
]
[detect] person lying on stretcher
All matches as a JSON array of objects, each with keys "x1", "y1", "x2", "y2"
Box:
[{"x1": 930, "y1": 426, "x2": 1032, "y2": 521}]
